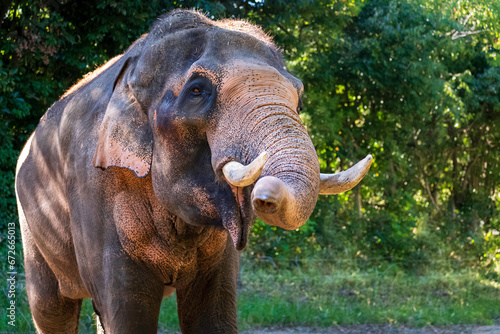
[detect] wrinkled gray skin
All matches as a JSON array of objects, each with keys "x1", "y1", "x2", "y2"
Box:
[{"x1": 15, "y1": 10, "x2": 321, "y2": 334}]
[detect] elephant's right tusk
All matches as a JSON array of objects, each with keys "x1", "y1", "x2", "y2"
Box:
[
  {"x1": 319, "y1": 154, "x2": 373, "y2": 195},
  {"x1": 223, "y1": 151, "x2": 267, "y2": 187}
]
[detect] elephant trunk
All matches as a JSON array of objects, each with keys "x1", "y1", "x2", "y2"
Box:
[
  {"x1": 239, "y1": 105, "x2": 320, "y2": 230},
  {"x1": 210, "y1": 62, "x2": 320, "y2": 237}
]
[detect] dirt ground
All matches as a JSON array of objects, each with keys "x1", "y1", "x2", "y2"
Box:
[{"x1": 242, "y1": 324, "x2": 500, "y2": 334}]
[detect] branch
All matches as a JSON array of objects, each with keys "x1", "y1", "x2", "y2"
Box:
[
  {"x1": 424, "y1": 178, "x2": 438, "y2": 208},
  {"x1": 462, "y1": 12, "x2": 474, "y2": 26},
  {"x1": 451, "y1": 30, "x2": 484, "y2": 40},
  {"x1": 298, "y1": 23, "x2": 308, "y2": 40},
  {"x1": 446, "y1": 29, "x2": 484, "y2": 40}
]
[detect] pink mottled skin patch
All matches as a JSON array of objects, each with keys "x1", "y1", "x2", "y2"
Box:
[
  {"x1": 94, "y1": 138, "x2": 150, "y2": 177},
  {"x1": 110, "y1": 170, "x2": 228, "y2": 286}
]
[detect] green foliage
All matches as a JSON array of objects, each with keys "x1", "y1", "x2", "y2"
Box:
[
  {"x1": 1, "y1": 0, "x2": 500, "y2": 286},
  {"x1": 238, "y1": 0, "x2": 500, "y2": 276},
  {"x1": 249, "y1": 218, "x2": 321, "y2": 265}
]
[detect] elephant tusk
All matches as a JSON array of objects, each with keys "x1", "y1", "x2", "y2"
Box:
[
  {"x1": 319, "y1": 154, "x2": 373, "y2": 195},
  {"x1": 223, "y1": 151, "x2": 267, "y2": 187}
]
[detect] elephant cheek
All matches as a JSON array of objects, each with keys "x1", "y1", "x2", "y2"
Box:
[
  {"x1": 189, "y1": 187, "x2": 219, "y2": 221},
  {"x1": 151, "y1": 159, "x2": 251, "y2": 250}
]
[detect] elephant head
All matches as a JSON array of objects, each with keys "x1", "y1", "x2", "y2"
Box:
[{"x1": 93, "y1": 10, "x2": 372, "y2": 250}]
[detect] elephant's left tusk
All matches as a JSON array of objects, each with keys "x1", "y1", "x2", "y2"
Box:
[
  {"x1": 319, "y1": 154, "x2": 373, "y2": 195},
  {"x1": 223, "y1": 151, "x2": 267, "y2": 187}
]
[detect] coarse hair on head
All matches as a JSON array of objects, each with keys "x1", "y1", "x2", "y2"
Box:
[{"x1": 150, "y1": 9, "x2": 277, "y2": 49}]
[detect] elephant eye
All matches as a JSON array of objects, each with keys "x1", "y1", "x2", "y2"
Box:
[
  {"x1": 297, "y1": 97, "x2": 304, "y2": 113},
  {"x1": 185, "y1": 75, "x2": 213, "y2": 100},
  {"x1": 180, "y1": 76, "x2": 214, "y2": 112},
  {"x1": 192, "y1": 87, "x2": 203, "y2": 95}
]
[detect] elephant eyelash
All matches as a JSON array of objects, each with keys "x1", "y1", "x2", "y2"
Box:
[{"x1": 297, "y1": 97, "x2": 303, "y2": 113}]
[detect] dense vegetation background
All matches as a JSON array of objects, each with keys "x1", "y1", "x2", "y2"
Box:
[
  {"x1": 3, "y1": 0, "x2": 499, "y2": 275},
  {"x1": 1, "y1": 1, "x2": 500, "y2": 329}
]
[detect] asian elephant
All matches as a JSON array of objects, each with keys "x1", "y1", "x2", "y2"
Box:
[{"x1": 15, "y1": 9, "x2": 372, "y2": 334}]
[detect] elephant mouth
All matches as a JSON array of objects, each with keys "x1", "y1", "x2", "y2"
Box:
[
  {"x1": 217, "y1": 152, "x2": 267, "y2": 250},
  {"x1": 225, "y1": 184, "x2": 254, "y2": 251}
]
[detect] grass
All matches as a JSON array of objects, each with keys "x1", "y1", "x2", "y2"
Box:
[
  {"x1": 236, "y1": 266, "x2": 500, "y2": 330},
  {"x1": 2, "y1": 263, "x2": 499, "y2": 333}
]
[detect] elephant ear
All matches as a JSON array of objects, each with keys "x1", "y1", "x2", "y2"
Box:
[{"x1": 93, "y1": 57, "x2": 153, "y2": 178}]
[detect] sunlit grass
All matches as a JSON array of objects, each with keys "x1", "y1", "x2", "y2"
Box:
[
  {"x1": 1, "y1": 266, "x2": 498, "y2": 333},
  {"x1": 236, "y1": 267, "x2": 500, "y2": 330}
]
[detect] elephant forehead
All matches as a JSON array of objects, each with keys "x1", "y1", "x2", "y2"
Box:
[{"x1": 218, "y1": 61, "x2": 299, "y2": 109}]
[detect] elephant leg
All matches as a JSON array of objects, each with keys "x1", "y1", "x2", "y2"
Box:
[
  {"x1": 24, "y1": 245, "x2": 82, "y2": 334},
  {"x1": 176, "y1": 237, "x2": 239, "y2": 334},
  {"x1": 90, "y1": 253, "x2": 164, "y2": 334}
]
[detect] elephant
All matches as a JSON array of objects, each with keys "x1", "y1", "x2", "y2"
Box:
[{"x1": 15, "y1": 9, "x2": 372, "y2": 334}]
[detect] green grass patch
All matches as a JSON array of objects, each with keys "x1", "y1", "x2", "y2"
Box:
[
  {"x1": 236, "y1": 267, "x2": 500, "y2": 330},
  {"x1": 1, "y1": 266, "x2": 498, "y2": 333},
  {"x1": 158, "y1": 296, "x2": 180, "y2": 333}
]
